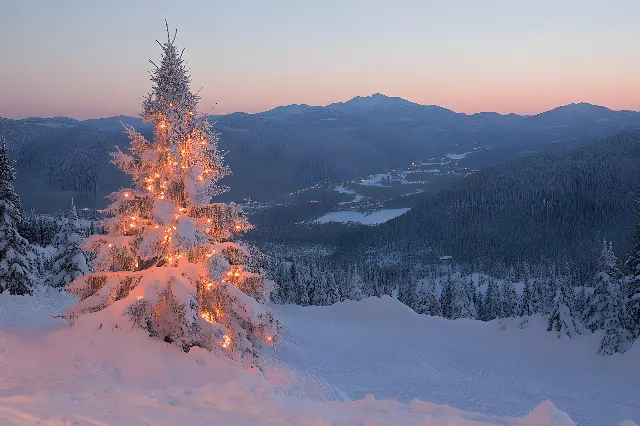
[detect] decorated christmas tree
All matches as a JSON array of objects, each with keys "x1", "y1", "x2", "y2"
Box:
[
  {"x1": 61, "y1": 24, "x2": 282, "y2": 366},
  {"x1": 0, "y1": 137, "x2": 33, "y2": 295},
  {"x1": 49, "y1": 199, "x2": 89, "y2": 288}
]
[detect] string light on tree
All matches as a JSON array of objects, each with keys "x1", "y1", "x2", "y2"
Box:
[{"x1": 60, "y1": 22, "x2": 282, "y2": 367}]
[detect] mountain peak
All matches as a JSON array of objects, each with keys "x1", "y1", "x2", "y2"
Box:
[{"x1": 331, "y1": 93, "x2": 420, "y2": 110}]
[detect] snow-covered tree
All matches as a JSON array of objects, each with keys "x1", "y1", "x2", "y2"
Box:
[
  {"x1": 49, "y1": 200, "x2": 89, "y2": 288},
  {"x1": 483, "y1": 278, "x2": 501, "y2": 321},
  {"x1": 501, "y1": 281, "x2": 518, "y2": 318},
  {"x1": 519, "y1": 279, "x2": 535, "y2": 316},
  {"x1": 573, "y1": 286, "x2": 587, "y2": 321},
  {"x1": 348, "y1": 264, "x2": 365, "y2": 301},
  {"x1": 398, "y1": 272, "x2": 418, "y2": 311},
  {"x1": 598, "y1": 276, "x2": 633, "y2": 355},
  {"x1": 0, "y1": 137, "x2": 32, "y2": 295},
  {"x1": 60, "y1": 26, "x2": 282, "y2": 366},
  {"x1": 624, "y1": 207, "x2": 640, "y2": 338},
  {"x1": 455, "y1": 276, "x2": 477, "y2": 319},
  {"x1": 417, "y1": 278, "x2": 440, "y2": 316},
  {"x1": 440, "y1": 274, "x2": 455, "y2": 319},
  {"x1": 547, "y1": 287, "x2": 581, "y2": 338},
  {"x1": 584, "y1": 241, "x2": 620, "y2": 332}
]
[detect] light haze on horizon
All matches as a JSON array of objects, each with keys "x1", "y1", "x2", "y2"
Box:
[{"x1": 1, "y1": 0, "x2": 639, "y2": 119}]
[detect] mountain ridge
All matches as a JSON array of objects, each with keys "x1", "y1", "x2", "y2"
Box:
[{"x1": 5, "y1": 95, "x2": 639, "y2": 124}]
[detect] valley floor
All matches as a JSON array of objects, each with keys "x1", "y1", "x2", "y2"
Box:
[{"x1": 0, "y1": 289, "x2": 637, "y2": 426}]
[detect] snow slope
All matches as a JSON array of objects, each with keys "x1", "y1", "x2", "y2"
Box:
[
  {"x1": 0, "y1": 289, "x2": 634, "y2": 425},
  {"x1": 270, "y1": 297, "x2": 640, "y2": 426}
]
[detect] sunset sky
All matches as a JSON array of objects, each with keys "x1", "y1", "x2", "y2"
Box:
[{"x1": 1, "y1": 0, "x2": 639, "y2": 119}]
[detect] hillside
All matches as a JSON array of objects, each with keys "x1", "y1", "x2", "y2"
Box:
[
  {"x1": 3, "y1": 96, "x2": 640, "y2": 212},
  {"x1": 338, "y1": 131, "x2": 640, "y2": 273},
  {"x1": 1, "y1": 289, "x2": 637, "y2": 425}
]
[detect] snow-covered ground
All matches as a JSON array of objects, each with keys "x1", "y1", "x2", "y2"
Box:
[
  {"x1": 358, "y1": 173, "x2": 393, "y2": 187},
  {"x1": 446, "y1": 152, "x2": 470, "y2": 160},
  {"x1": 272, "y1": 297, "x2": 640, "y2": 426},
  {"x1": 315, "y1": 208, "x2": 410, "y2": 225},
  {"x1": 0, "y1": 290, "x2": 637, "y2": 425},
  {"x1": 335, "y1": 185, "x2": 365, "y2": 204}
]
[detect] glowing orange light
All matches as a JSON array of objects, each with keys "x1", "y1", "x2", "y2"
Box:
[
  {"x1": 124, "y1": 192, "x2": 130, "y2": 198},
  {"x1": 227, "y1": 271, "x2": 232, "y2": 276},
  {"x1": 137, "y1": 295, "x2": 143, "y2": 300},
  {"x1": 154, "y1": 173, "x2": 160, "y2": 178},
  {"x1": 159, "y1": 121, "x2": 167, "y2": 129},
  {"x1": 235, "y1": 224, "x2": 242, "y2": 231},
  {"x1": 154, "y1": 225, "x2": 160, "y2": 229},
  {"x1": 265, "y1": 334, "x2": 273, "y2": 345},
  {"x1": 221, "y1": 334, "x2": 231, "y2": 349},
  {"x1": 129, "y1": 223, "x2": 136, "y2": 228},
  {"x1": 130, "y1": 216, "x2": 137, "y2": 220},
  {"x1": 234, "y1": 272, "x2": 240, "y2": 277},
  {"x1": 201, "y1": 311, "x2": 215, "y2": 323},
  {"x1": 108, "y1": 244, "x2": 113, "y2": 248}
]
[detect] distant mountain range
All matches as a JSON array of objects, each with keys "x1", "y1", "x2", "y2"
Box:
[{"x1": 2, "y1": 94, "x2": 640, "y2": 211}]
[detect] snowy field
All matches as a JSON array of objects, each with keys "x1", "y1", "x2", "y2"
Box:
[
  {"x1": 0, "y1": 289, "x2": 637, "y2": 425},
  {"x1": 446, "y1": 152, "x2": 470, "y2": 160},
  {"x1": 334, "y1": 185, "x2": 365, "y2": 204},
  {"x1": 315, "y1": 208, "x2": 410, "y2": 225},
  {"x1": 272, "y1": 297, "x2": 640, "y2": 426}
]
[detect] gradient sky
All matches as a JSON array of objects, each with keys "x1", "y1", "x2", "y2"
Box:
[{"x1": 1, "y1": 0, "x2": 639, "y2": 119}]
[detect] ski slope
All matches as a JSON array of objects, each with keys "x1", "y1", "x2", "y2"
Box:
[{"x1": 0, "y1": 289, "x2": 637, "y2": 425}]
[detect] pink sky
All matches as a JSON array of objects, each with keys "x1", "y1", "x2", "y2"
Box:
[{"x1": 1, "y1": 1, "x2": 638, "y2": 119}]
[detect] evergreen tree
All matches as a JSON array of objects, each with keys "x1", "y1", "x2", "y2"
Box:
[
  {"x1": 584, "y1": 241, "x2": 620, "y2": 332},
  {"x1": 326, "y1": 273, "x2": 339, "y2": 305},
  {"x1": 573, "y1": 286, "x2": 587, "y2": 321},
  {"x1": 440, "y1": 274, "x2": 455, "y2": 319},
  {"x1": 624, "y1": 206, "x2": 640, "y2": 338},
  {"x1": 453, "y1": 276, "x2": 476, "y2": 319},
  {"x1": 483, "y1": 278, "x2": 501, "y2": 321},
  {"x1": 547, "y1": 287, "x2": 581, "y2": 338},
  {"x1": 0, "y1": 137, "x2": 32, "y2": 295},
  {"x1": 519, "y1": 279, "x2": 535, "y2": 316},
  {"x1": 501, "y1": 281, "x2": 518, "y2": 318},
  {"x1": 60, "y1": 26, "x2": 282, "y2": 366},
  {"x1": 598, "y1": 276, "x2": 633, "y2": 355},
  {"x1": 398, "y1": 272, "x2": 418, "y2": 311},
  {"x1": 49, "y1": 200, "x2": 89, "y2": 288},
  {"x1": 416, "y1": 278, "x2": 440, "y2": 316},
  {"x1": 348, "y1": 264, "x2": 365, "y2": 301}
]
